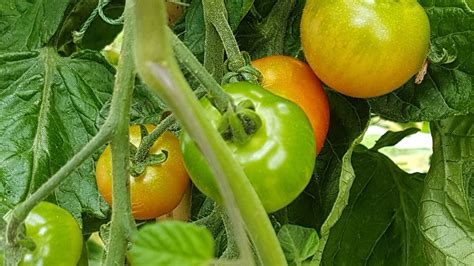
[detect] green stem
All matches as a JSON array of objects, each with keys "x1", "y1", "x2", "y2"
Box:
[
  {"x1": 170, "y1": 31, "x2": 231, "y2": 114},
  {"x1": 134, "y1": 1, "x2": 286, "y2": 265},
  {"x1": 103, "y1": 0, "x2": 137, "y2": 265},
  {"x1": 203, "y1": 0, "x2": 225, "y2": 82},
  {"x1": 134, "y1": 114, "x2": 175, "y2": 162},
  {"x1": 5, "y1": 2, "x2": 137, "y2": 265},
  {"x1": 203, "y1": 0, "x2": 246, "y2": 72}
]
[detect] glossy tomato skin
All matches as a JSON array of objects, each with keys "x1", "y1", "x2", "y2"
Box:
[
  {"x1": 252, "y1": 55, "x2": 330, "y2": 154},
  {"x1": 20, "y1": 202, "x2": 83, "y2": 266},
  {"x1": 301, "y1": 0, "x2": 430, "y2": 98},
  {"x1": 180, "y1": 82, "x2": 316, "y2": 213},
  {"x1": 96, "y1": 125, "x2": 189, "y2": 220}
]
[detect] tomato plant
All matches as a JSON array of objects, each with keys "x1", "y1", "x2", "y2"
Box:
[
  {"x1": 181, "y1": 82, "x2": 316, "y2": 213},
  {"x1": 96, "y1": 125, "x2": 189, "y2": 220},
  {"x1": 252, "y1": 55, "x2": 330, "y2": 154},
  {"x1": 2, "y1": 0, "x2": 472, "y2": 265},
  {"x1": 300, "y1": 0, "x2": 430, "y2": 98},
  {"x1": 20, "y1": 202, "x2": 83, "y2": 265}
]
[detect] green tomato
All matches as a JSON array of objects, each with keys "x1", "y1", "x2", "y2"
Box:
[
  {"x1": 20, "y1": 202, "x2": 83, "y2": 266},
  {"x1": 181, "y1": 82, "x2": 316, "y2": 213}
]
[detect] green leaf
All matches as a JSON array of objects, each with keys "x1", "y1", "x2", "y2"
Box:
[
  {"x1": 277, "y1": 224, "x2": 319, "y2": 265},
  {"x1": 420, "y1": 114, "x2": 474, "y2": 264},
  {"x1": 0, "y1": 0, "x2": 70, "y2": 52},
  {"x1": 369, "y1": 0, "x2": 474, "y2": 122},
  {"x1": 236, "y1": 0, "x2": 295, "y2": 59},
  {"x1": 283, "y1": 0, "x2": 305, "y2": 59},
  {"x1": 129, "y1": 221, "x2": 215, "y2": 266},
  {"x1": 79, "y1": 0, "x2": 124, "y2": 51},
  {"x1": 322, "y1": 146, "x2": 427, "y2": 264},
  {"x1": 371, "y1": 128, "x2": 420, "y2": 151},
  {"x1": 225, "y1": 0, "x2": 254, "y2": 31},
  {"x1": 0, "y1": 49, "x2": 113, "y2": 225}
]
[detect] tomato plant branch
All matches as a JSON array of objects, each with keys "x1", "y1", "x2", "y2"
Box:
[
  {"x1": 203, "y1": 0, "x2": 246, "y2": 72},
  {"x1": 134, "y1": 28, "x2": 248, "y2": 162},
  {"x1": 134, "y1": 1, "x2": 286, "y2": 265},
  {"x1": 103, "y1": 0, "x2": 137, "y2": 264},
  {"x1": 170, "y1": 31, "x2": 232, "y2": 114},
  {"x1": 203, "y1": 0, "x2": 225, "y2": 82},
  {"x1": 134, "y1": 114, "x2": 175, "y2": 162}
]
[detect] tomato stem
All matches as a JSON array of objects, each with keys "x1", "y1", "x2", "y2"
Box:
[
  {"x1": 103, "y1": 0, "x2": 137, "y2": 264},
  {"x1": 134, "y1": 1, "x2": 286, "y2": 265},
  {"x1": 170, "y1": 31, "x2": 232, "y2": 114},
  {"x1": 134, "y1": 115, "x2": 176, "y2": 163},
  {"x1": 203, "y1": 0, "x2": 246, "y2": 72}
]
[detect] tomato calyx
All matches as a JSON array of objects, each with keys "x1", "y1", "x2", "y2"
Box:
[
  {"x1": 217, "y1": 99, "x2": 262, "y2": 145},
  {"x1": 130, "y1": 148, "x2": 168, "y2": 177},
  {"x1": 223, "y1": 52, "x2": 263, "y2": 84},
  {"x1": 129, "y1": 125, "x2": 168, "y2": 177}
]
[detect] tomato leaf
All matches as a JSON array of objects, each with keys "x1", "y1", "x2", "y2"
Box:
[
  {"x1": 129, "y1": 221, "x2": 215, "y2": 266},
  {"x1": 371, "y1": 128, "x2": 420, "y2": 151},
  {"x1": 369, "y1": 0, "x2": 473, "y2": 122},
  {"x1": 420, "y1": 114, "x2": 474, "y2": 264},
  {"x1": 0, "y1": 0, "x2": 70, "y2": 52},
  {"x1": 321, "y1": 146, "x2": 427, "y2": 264},
  {"x1": 0, "y1": 49, "x2": 113, "y2": 225},
  {"x1": 0, "y1": 49, "x2": 165, "y2": 227},
  {"x1": 277, "y1": 224, "x2": 319, "y2": 265},
  {"x1": 236, "y1": 0, "x2": 305, "y2": 59}
]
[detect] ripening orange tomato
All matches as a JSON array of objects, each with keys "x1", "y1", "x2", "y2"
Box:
[
  {"x1": 96, "y1": 125, "x2": 189, "y2": 220},
  {"x1": 252, "y1": 55, "x2": 330, "y2": 154}
]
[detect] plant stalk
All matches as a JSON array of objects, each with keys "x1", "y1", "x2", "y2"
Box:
[
  {"x1": 203, "y1": 0, "x2": 246, "y2": 72},
  {"x1": 170, "y1": 31, "x2": 231, "y2": 114},
  {"x1": 134, "y1": 1, "x2": 286, "y2": 265},
  {"x1": 103, "y1": 0, "x2": 137, "y2": 264}
]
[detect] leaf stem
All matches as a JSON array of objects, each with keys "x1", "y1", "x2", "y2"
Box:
[{"x1": 134, "y1": 1, "x2": 286, "y2": 265}]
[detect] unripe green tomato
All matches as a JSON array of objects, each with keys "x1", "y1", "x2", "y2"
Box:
[
  {"x1": 301, "y1": 0, "x2": 430, "y2": 98},
  {"x1": 180, "y1": 82, "x2": 316, "y2": 213},
  {"x1": 20, "y1": 202, "x2": 83, "y2": 266}
]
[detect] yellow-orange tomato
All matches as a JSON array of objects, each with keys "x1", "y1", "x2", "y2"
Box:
[
  {"x1": 301, "y1": 0, "x2": 430, "y2": 98},
  {"x1": 252, "y1": 55, "x2": 330, "y2": 154},
  {"x1": 96, "y1": 125, "x2": 189, "y2": 220}
]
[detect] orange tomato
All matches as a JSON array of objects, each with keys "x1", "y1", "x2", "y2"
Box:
[
  {"x1": 252, "y1": 55, "x2": 330, "y2": 154},
  {"x1": 96, "y1": 125, "x2": 189, "y2": 220}
]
